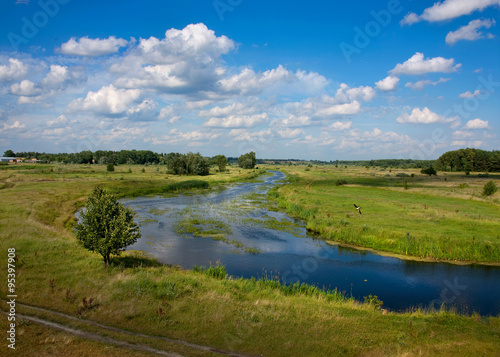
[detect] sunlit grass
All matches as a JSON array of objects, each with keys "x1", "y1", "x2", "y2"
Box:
[
  {"x1": 271, "y1": 165, "x2": 500, "y2": 263},
  {"x1": 1, "y1": 163, "x2": 499, "y2": 356}
]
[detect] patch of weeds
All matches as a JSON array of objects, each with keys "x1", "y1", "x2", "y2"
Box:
[
  {"x1": 193, "y1": 261, "x2": 227, "y2": 279},
  {"x1": 139, "y1": 218, "x2": 158, "y2": 226},
  {"x1": 336, "y1": 179, "x2": 348, "y2": 186},
  {"x1": 148, "y1": 207, "x2": 170, "y2": 215},
  {"x1": 364, "y1": 294, "x2": 383, "y2": 310}
]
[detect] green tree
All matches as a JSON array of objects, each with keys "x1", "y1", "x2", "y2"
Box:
[
  {"x1": 214, "y1": 155, "x2": 227, "y2": 172},
  {"x1": 483, "y1": 180, "x2": 498, "y2": 196},
  {"x1": 193, "y1": 155, "x2": 210, "y2": 175},
  {"x1": 75, "y1": 187, "x2": 141, "y2": 267},
  {"x1": 238, "y1": 151, "x2": 256, "y2": 169},
  {"x1": 3, "y1": 150, "x2": 15, "y2": 157}
]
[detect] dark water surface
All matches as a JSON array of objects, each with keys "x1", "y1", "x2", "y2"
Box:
[{"x1": 123, "y1": 171, "x2": 500, "y2": 315}]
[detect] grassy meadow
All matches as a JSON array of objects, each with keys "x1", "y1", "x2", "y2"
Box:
[
  {"x1": 1, "y1": 163, "x2": 499, "y2": 356},
  {"x1": 270, "y1": 165, "x2": 500, "y2": 264}
]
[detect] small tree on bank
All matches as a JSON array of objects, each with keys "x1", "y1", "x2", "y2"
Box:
[{"x1": 75, "y1": 187, "x2": 141, "y2": 268}]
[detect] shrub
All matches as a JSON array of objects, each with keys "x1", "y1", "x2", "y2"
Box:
[
  {"x1": 421, "y1": 166, "x2": 437, "y2": 176},
  {"x1": 106, "y1": 163, "x2": 115, "y2": 172},
  {"x1": 335, "y1": 179, "x2": 348, "y2": 186},
  {"x1": 364, "y1": 294, "x2": 383, "y2": 309},
  {"x1": 396, "y1": 172, "x2": 410, "y2": 177},
  {"x1": 483, "y1": 180, "x2": 498, "y2": 196}
]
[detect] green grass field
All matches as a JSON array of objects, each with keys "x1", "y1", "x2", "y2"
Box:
[
  {"x1": 1, "y1": 163, "x2": 499, "y2": 356},
  {"x1": 271, "y1": 165, "x2": 500, "y2": 264}
]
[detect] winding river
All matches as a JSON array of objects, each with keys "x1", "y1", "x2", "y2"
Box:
[{"x1": 123, "y1": 171, "x2": 500, "y2": 316}]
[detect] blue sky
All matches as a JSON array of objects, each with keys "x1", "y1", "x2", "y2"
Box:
[{"x1": 0, "y1": 0, "x2": 499, "y2": 160}]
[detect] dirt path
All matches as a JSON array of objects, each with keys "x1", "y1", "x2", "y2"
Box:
[{"x1": 2, "y1": 301, "x2": 257, "y2": 357}]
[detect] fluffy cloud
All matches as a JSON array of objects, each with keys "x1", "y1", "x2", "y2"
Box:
[
  {"x1": 199, "y1": 102, "x2": 258, "y2": 117},
  {"x1": 281, "y1": 115, "x2": 312, "y2": 127},
  {"x1": 0, "y1": 120, "x2": 26, "y2": 133},
  {"x1": 277, "y1": 127, "x2": 304, "y2": 138},
  {"x1": 67, "y1": 84, "x2": 141, "y2": 116},
  {"x1": 316, "y1": 101, "x2": 361, "y2": 117},
  {"x1": 334, "y1": 83, "x2": 376, "y2": 102},
  {"x1": 57, "y1": 36, "x2": 129, "y2": 57},
  {"x1": 204, "y1": 113, "x2": 269, "y2": 128},
  {"x1": 401, "y1": 0, "x2": 500, "y2": 25},
  {"x1": 10, "y1": 80, "x2": 40, "y2": 96},
  {"x1": 390, "y1": 53, "x2": 461, "y2": 75},
  {"x1": 327, "y1": 121, "x2": 352, "y2": 131},
  {"x1": 465, "y1": 118, "x2": 489, "y2": 129},
  {"x1": 219, "y1": 65, "x2": 293, "y2": 95},
  {"x1": 0, "y1": 58, "x2": 28, "y2": 82},
  {"x1": 459, "y1": 89, "x2": 483, "y2": 98},
  {"x1": 112, "y1": 23, "x2": 235, "y2": 94},
  {"x1": 375, "y1": 76, "x2": 400, "y2": 91},
  {"x1": 405, "y1": 78, "x2": 450, "y2": 91},
  {"x1": 446, "y1": 19, "x2": 496, "y2": 45},
  {"x1": 396, "y1": 107, "x2": 453, "y2": 124}
]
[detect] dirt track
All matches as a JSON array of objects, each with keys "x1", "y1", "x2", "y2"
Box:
[{"x1": 1, "y1": 301, "x2": 256, "y2": 357}]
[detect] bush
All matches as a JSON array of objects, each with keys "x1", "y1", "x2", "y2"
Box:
[
  {"x1": 421, "y1": 166, "x2": 437, "y2": 176},
  {"x1": 396, "y1": 172, "x2": 410, "y2": 177},
  {"x1": 335, "y1": 179, "x2": 348, "y2": 186},
  {"x1": 364, "y1": 294, "x2": 383, "y2": 309},
  {"x1": 106, "y1": 163, "x2": 114, "y2": 172},
  {"x1": 483, "y1": 180, "x2": 498, "y2": 196}
]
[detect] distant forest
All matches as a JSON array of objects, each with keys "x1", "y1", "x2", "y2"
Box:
[
  {"x1": 435, "y1": 148, "x2": 500, "y2": 173},
  {"x1": 4, "y1": 148, "x2": 499, "y2": 172}
]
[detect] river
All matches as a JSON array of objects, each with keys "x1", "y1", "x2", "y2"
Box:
[{"x1": 123, "y1": 171, "x2": 500, "y2": 316}]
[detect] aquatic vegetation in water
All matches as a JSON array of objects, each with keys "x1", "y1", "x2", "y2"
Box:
[
  {"x1": 139, "y1": 218, "x2": 158, "y2": 226},
  {"x1": 148, "y1": 207, "x2": 170, "y2": 215},
  {"x1": 242, "y1": 217, "x2": 303, "y2": 237}
]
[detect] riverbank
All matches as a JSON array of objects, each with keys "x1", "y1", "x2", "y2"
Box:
[
  {"x1": 269, "y1": 165, "x2": 500, "y2": 265},
  {"x1": 1, "y1": 163, "x2": 499, "y2": 356}
]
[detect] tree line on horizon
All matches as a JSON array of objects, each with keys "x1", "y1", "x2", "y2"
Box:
[
  {"x1": 435, "y1": 148, "x2": 500, "y2": 173},
  {"x1": 4, "y1": 148, "x2": 499, "y2": 173}
]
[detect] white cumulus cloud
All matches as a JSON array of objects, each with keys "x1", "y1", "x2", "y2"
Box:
[
  {"x1": 446, "y1": 18, "x2": 496, "y2": 45},
  {"x1": 67, "y1": 84, "x2": 141, "y2": 116},
  {"x1": 10, "y1": 80, "x2": 40, "y2": 96},
  {"x1": 465, "y1": 118, "x2": 489, "y2": 129},
  {"x1": 459, "y1": 89, "x2": 483, "y2": 98},
  {"x1": 401, "y1": 0, "x2": 500, "y2": 25},
  {"x1": 375, "y1": 76, "x2": 400, "y2": 91},
  {"x1": 317, "y1": 101, "x2": 361, "y2": 117},
  {"x1": 390, "y1": 52, "x2": 461, "y2": 75},
  {"x1": 396, "y1": 107, "x2": 453, "y2": 124},
  {"x1": 203, "y1": 113, "x2": 269, "y2": 128},
  {"x1": 57, "y1": 36, "x2": 129, "y2": 57},
  {"x1": 0, "y1": 58, "x2": 28, "y2": 82}
]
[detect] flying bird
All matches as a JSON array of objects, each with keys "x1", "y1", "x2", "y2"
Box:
[{"x1": 354, "y1": 204, "x2": 362, "y2": 214}]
